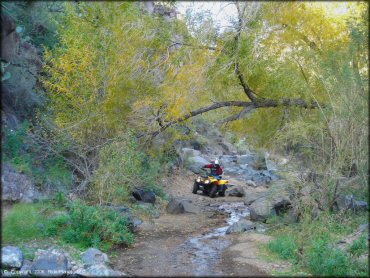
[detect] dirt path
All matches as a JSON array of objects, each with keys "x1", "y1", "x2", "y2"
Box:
[{"x1": 112, "y1": 170, "x2": 288, "y2": 276}]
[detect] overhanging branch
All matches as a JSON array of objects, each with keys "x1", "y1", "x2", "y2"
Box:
[{"x1": 137, "y1": 98, "x2": 324, "y2": 139}]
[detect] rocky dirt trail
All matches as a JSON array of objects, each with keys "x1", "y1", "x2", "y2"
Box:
[{"x1": 112, "y1": 169, "x2": 291, "y2": 276}]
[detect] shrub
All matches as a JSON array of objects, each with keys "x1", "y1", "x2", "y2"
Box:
[
  {"x1": 91, "y1": 131, "x2": 163, "y2": 205},
  {"x1": 267, "y1": 235, "x2": 298, "y2": 261},
  {"x1": 3, "y1": 121, "x2": 73, "y2": 189},
  {"x1": 55, "y1": 200, "x2": 134, "y2": 250}
]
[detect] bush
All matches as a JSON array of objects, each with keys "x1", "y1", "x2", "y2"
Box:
[
  {"x1": 267, "y1": 235, "x2": 298, "y2": 261},
  {"x1": 3, "y1": 121, "x2": 72, "y2": 189},
  {"x1": 91, "y1": 131, "x2": 163, "y2": 205},
  {"x1": 53, "y1": 200, "x2": 134, "y2": 250}
]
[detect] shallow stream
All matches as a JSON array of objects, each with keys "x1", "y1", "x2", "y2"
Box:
[{"x1": 174, "y1": 202, "x2": 252, "y2": 276}]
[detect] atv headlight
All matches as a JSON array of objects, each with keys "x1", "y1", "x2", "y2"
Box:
[
  {"x1": 196, "y1": 178, "x2": 201, "y2": 183},
  {"x1": 205, "y1": 180, "x2": 210, "y2": 184}
]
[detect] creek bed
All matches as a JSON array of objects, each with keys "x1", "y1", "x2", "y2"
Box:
[{"x1": 175, "y1": 202, "x2": 258, "y2": 276}]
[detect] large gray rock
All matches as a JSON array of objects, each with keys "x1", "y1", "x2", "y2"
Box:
[
  {"x1": 2, "y1": 164, "x2": 44, "y2": 203},
  {"x1": 75, "y1": 264, "x2": 126, "y2": 277},
  {"x1": 249, "y1": 184, "x2": 292, "y2": 221},
  {"x1": 1, "y1": 246, "x2": 23, "y2": 269},
  {"x1": 226, "y1": 219, "x2": 255, "y2": 234},
  {"x1": 30, "y1": 248, "x2": 68, "y2": 277},
  {"x1": 227, "y1": 185, "x2": 245, "y2": 197},
  {"x1": 335, "y1": 195, "x2": 368, "y2": 213},
  {"x1": 244, "y1": 191, "x2": 267, "y2": 206},
  {"x1": 166, "y1": 198, "x2": 200, "y2": 214},
  {"x1": 236, "y1": 154, "x2": 256, "y2": 166},
  {"x1": 81, "y1": 248, "x2": 109, "y2": 266},
  {"x1": 186, "y1": 155, "x2": 209, "y2": 174}
]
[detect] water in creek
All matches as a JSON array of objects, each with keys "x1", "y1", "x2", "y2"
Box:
[{"x1": 175, "y1": 202, "x2": 252, "y2": 276}]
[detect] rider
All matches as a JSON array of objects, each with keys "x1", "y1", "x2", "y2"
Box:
[{"x1": 202, "y1": 159, "x2": 223, "y2": 180}]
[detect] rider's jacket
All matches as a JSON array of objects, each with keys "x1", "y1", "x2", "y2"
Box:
[{"x1": 203, "y1": 164, "x2": 223, "y2": 176}]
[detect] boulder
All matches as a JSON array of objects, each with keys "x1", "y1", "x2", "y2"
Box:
[
  {"x1": 226, "y1": 219, "x2": 255, "y2": 234},
  {"x1": 132, "y1": 188, "x2": 156, "y2": 204},
  {"x1": 249, "y1": 185, "x2": 292, "y2": 222},
  {"x1": 227, "y1": 185, "x2": 245, "y2": 197},
  {"x1": 75, "y1": 264, "x2": 126, "y2": 277},
  {"x1": 1, "y1": 246, "x2": 23, "y2": 269},
  {"x1": 81, "y1": 248, "x2": 109, "y2": 266},
  {"x1": 243, "y1": 191, "x2": 267, "y2": 206},
  {"x1": 30, "y1": 248, "x2": 68, "y2": 277},
  {"x1": 186, "y1": 155, "x2": 209, "y2": 174},
  {"x1": 335, "y1": 195, "x2": 368, "y2": 213},
  {"x1": 2, "y1": 163, "x2": 43, "y2": 203},
  {"x1": 166, "y1": 198, "x2": 200, "y2": 214}
]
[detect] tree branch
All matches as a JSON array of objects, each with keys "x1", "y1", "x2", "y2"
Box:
[
  {"x1": 234, "y1": 2, "x2": 258, "y2": 103},
  {"x1": 137, "y1": 98, "x2": 323, "y2": 139},
  {"x1": 169, "y1": 41, "x2": 217, "y2": 51}
]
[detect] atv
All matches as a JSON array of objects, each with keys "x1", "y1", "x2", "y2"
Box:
[{"x1": 192, "y1": 174, "x2": 229, "y2": 198}]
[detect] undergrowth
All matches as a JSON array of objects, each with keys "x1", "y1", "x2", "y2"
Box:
[{"x1": 265, "y1": 211, "x2": 368, "y2": 276}]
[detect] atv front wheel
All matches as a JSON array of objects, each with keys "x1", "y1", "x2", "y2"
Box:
[
  {"x1": 219, "y1": 185, "x2": 226, "y2": 197},
  {"x1": 192, "y1": 182, "x2": 199, "y2": 194},
  {"x1": 209, "y1": 185, "x2": 218, "y2": 198}
]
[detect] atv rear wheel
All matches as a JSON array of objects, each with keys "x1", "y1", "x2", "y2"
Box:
[
  {"x1": 209, "y1": 185, "x2": 218, "y2": 198},
  {"x1": 192, "y1": 182, "x2": 199, "y2": 194}
]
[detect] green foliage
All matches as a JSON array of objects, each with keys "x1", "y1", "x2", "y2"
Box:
[
  {"x1": 3, "y1": 121, "x2": 72, "y2": 189},
  {"x1": 266, "y1": 210, "x2": 368, "y2": 276},
  {"x1": 59, "y1": 200, "x2": 134, "y2": 250},
  {"x1": 1, "y1": 1, "x2": 62, "y2": 49},
  {"x1": 348, "y1": 233, "x2": 368, "y2": 257},
  {"x1": 91, "y1": 131, "x2": 163, "y2": 205},
  {"x1": 305, "y1": 238, "x2": 350, "y2": 276},
  {"x1": 3, "y1": 200, "x2": 134, "y2": 251},
  {"x1": 267, "y1": 235, "x2": 298, "y2": 261},
  {"x1": 2, "y1": 202, "x2": 53, "y2": 244}
]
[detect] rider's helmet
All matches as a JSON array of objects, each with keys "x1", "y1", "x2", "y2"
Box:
[{"x1": 214, "y1": 159, "x2": 220, "y2": 166}]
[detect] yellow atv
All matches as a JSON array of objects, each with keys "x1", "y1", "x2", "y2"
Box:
[{"x1": 192, "y1": 175, "x2": 229, "y2": 198}]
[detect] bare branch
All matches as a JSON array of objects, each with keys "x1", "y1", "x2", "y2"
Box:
[
  {"x1": 169, "y1": 41, "x2": 217, "y2": 51},
  {"x1": 137, "y1": 98, "x2": 324, "y2": 139}
]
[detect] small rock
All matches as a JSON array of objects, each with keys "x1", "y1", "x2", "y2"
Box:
[
  {"x1": 1, "y1": 246, "x2": 23, "y2": 269},
  {"x1": 226, "y1": 219, "x2": 255, "y2": 234},
  {"x1": 81, "y1": 248, "x2": 109, "y2": 266},
  {"x1": 246, "y1": 180, "x2": 258, "y2": 187},
  {"x1": 227, "y1": 185, "x2": 245, "y2": 197},
  {"x1": 166, "y1": 198, "x2": 200, "y2": 214},
  {"x1": 132, "y1": 188, "x2": 156, "y2": 204},
  {"x1": 166, "y1": 198, "x2": 185, "y2": 214},
  {"x1": 19, "y1": 259, "x2": 32, "y2": 275}
]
